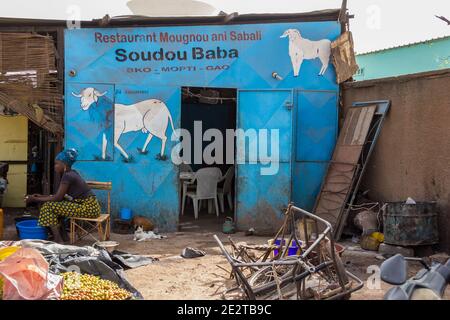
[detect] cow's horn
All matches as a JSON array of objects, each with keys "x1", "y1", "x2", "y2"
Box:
[
  {"x1": 94, "y1": 90, "x2": 107, "y2": 97},
  {"x1": 71, "y1": 92, "x2": 82, "y2": 98}
]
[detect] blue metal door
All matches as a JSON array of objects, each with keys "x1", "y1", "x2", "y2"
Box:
[
  {"x1": 236, "y1": 90, "x2": 293, "y2": 234},
  {"x1": 292, "y1": 90, "x2": 338, "y2": 211}
]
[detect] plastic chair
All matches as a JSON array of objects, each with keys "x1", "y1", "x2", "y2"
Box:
[
  {"x1": 179, "y1": 162, "x2": 193, "y2": 173},
  {"x1": 179, "y1": 163, "x2": 195, "y2": 210},
  {"x1": 217, "y1": 166, "x2": 234, "y2": 213},
  {"x1": 181, "y1": 167, "x2": 222, "y2": 219}
]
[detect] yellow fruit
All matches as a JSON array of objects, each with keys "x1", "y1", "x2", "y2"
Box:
[{"x1": 61, "y1": 272, "x2": 132, "y2": 300}]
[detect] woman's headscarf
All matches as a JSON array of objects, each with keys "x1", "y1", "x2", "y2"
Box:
[{"x1": 55, "y1": 148, "x2": 78, "y2": 166}]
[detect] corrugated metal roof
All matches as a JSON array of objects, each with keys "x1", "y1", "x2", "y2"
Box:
[
  {"x1": 0, "y1": 9, "x2": 342, "y2": 28},
  {"x1": 357, "y1": 35, "x2": 450, "y2": 56}
]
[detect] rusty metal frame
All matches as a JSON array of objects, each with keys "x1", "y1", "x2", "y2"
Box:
[
  {"x1": 214, "y1": 204, "x2": 364, "y2": 300},
  {"x1": 335, "y1": 100, "x2": 391, "y2": 239}
]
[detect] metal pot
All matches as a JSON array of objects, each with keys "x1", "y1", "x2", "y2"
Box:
[{"x1": 94, "y1": 241, "x2": 119, "y2": 253}]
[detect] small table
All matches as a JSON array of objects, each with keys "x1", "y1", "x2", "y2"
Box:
[{"x1": 179, "y1": 172, "x2": 195, "y2": 213}]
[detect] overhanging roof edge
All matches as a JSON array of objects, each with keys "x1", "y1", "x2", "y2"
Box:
[{"x1": 0, "y1": 9, "x2": 342, "y2": 28}]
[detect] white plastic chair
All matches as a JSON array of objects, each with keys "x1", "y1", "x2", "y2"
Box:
[
  {"x1": 217, "y1": 166, "x2": 234, "y2": 212},
  {"x1": 179, "y1": 162, "x2": 195, "y2": 207},
  {"x1": 179, "y1": 162, "x2": 193, "y2": 173},
  {"x1": 181, "y1": 167, "x2": 222, "y2": 219}
]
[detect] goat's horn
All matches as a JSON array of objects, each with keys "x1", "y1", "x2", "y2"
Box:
[{"x1": 71, "y1": 92, "x2": 82, "y2": 98}]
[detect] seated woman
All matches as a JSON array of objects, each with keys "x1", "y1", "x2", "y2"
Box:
[{"x1": 25, "y1": 149, "x2": 101, "y2": 243}]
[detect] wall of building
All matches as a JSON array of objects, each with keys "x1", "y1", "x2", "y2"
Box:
[
  {"x1": 343, "y1": 69, "x2": 450, "y2": 252},
  {"x1": 64, "y1": 21, "x2": 341, "y2": 232},
  {"x1": 354, "y1": 37, "x2": 450, "y2": 81},
  {"x1": 0, "y1": 115, "x2": 28, "y2": 207}
]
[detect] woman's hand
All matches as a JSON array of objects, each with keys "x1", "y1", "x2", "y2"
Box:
[{"x1": 24, "y1": 195, "x2": 37, "y2": 205}]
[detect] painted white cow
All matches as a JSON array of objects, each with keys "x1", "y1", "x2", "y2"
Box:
[
  {"x1": 280, "y1": 29, "x2": 331, "y2": 77},
  {"x1": 72, "y1": 88, "x2": 109, "y2": 159},
  {"x1": 72, "y1": 88, "x2": 176, "y2": 161}
]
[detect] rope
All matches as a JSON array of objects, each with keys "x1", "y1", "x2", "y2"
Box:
[{"x1": 182, "y1": 88, "x2": 236, "y2": 103}]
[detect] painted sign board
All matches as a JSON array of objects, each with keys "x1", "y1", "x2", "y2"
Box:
[
  {"x1": 65, "y1": 21, "x2": 340, "y2": 231},
  {"x1": 65, "y1": 22, "x2": 340, "y2": 90}
]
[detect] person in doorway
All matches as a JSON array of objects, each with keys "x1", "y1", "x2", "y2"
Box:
[{"x1": 24, "y1": 148, "x2": 101, "y2": 243}]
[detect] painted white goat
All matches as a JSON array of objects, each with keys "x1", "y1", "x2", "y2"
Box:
[
  {"x1": 281, "y1": 29, "x2": 331, "y2": 77},
  {"x1": 72, "y1": 87, "x2": 176, "y2": 161}
]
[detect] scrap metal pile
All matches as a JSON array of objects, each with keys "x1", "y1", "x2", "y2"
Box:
[{"x1": 214, "y1": 204, "x2": 364, "y2": 300}]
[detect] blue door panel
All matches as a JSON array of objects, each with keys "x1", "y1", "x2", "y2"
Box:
[
  {"x1": 292, "y1": 90, "x2": 338, "y2": 212},
  {"x1": 292, "y1": 162, "x2": 329, "y2": 211},
  {"x1": 236, "y1": 163, "x2": 291, "y2": 233},
  {"x1": 237, "y1": 90, "x2": 293, "y2": 163},
  {"x1": 296, "y1": 91, "x2": 337, "y2": 162},
  {"x1": 236, "y1": 90, "x2": 292, "y2": 232}
]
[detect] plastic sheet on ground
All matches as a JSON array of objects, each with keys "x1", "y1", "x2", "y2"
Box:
[
  {"x1": 0, "y1": 247, "x2": 63, "y2": 300},
  {"x1": 0, "y1": 240, "x2": 145, "y2": 299},
  {"x1": 111, "y1": 250, "x2": 157, "y2": 269}
]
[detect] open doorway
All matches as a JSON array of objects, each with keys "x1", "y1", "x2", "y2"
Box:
[
  {"x1": 178, "y1": 87, "x2": 237, "y2": 232},
  {"x1": 0, "y1": 114, "x2": 59, "y2": 239}
]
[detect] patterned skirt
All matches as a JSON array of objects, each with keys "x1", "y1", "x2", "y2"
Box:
[{"x1": 38, "y1": 196, "x2": 101, "y2": 227}]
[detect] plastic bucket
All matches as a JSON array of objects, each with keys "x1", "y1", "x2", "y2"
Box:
[
  {"x1": 16, "y1": 219, "x2": 48, "y2": 240},
  {"x1": 120, "y1": 208, "x2": 132, "y2": 221},
  {"x1": 272, "y1": 239, "x2": 301, "y2": 257},
  {"x1": 14, "y1": 216, "x2": 38, "y2": 238}
]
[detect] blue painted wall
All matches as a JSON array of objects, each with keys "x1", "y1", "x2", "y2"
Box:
[
  {"x1": 355, "y1": 36, "x2": 450, "y2": 81},
  {"x1": 64, "y1": 21, "x2": 341, "y2": 231}
]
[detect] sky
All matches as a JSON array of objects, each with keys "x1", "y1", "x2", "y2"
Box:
[{"x1": 0, "y1": 0, "x2": 449, "y2": 53}]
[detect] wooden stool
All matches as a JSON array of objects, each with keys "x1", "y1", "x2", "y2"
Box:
[
  {"x1": 112, "y1": 219, "x2": 134, "y2": 234},
  {"x1": 69, "y1": 181, "x2": 112, "y2": 244},
  {"x1": 70, "y1": 214, "x2": 111, "y2": 244}
]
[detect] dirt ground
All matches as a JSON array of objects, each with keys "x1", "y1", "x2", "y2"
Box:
[
  {"x1": 3, "y1": 209, "x2": 449, "y2": 300},
  {"x1": 111, "y1": 217, "x2": 450, "y2": 300}
]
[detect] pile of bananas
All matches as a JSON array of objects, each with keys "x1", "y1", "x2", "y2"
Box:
[{"x1": 61, "y1": 272, "x2": 132, "y2": 300}]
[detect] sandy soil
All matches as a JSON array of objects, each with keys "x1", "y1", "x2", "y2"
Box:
[
  {"x1": 3, "y1": 209, "x2": 449, "y2": 300},
  {"x1": 110, "y1": 227, "x2": 450, "y2": 300},
  {"x1": 114, "y1": 230, "x2": 257, "y2": 300}
]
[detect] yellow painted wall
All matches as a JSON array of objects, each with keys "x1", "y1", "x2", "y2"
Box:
[
  {"x1": 0, "y1": 115, "x2": 28, "y2": 207},
  {"x1": 2, "y1": 164, "x2": 27, "y2": 207},
  {"x1": 0, "y1": 115, "x2": 28, "y2": 161}
]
